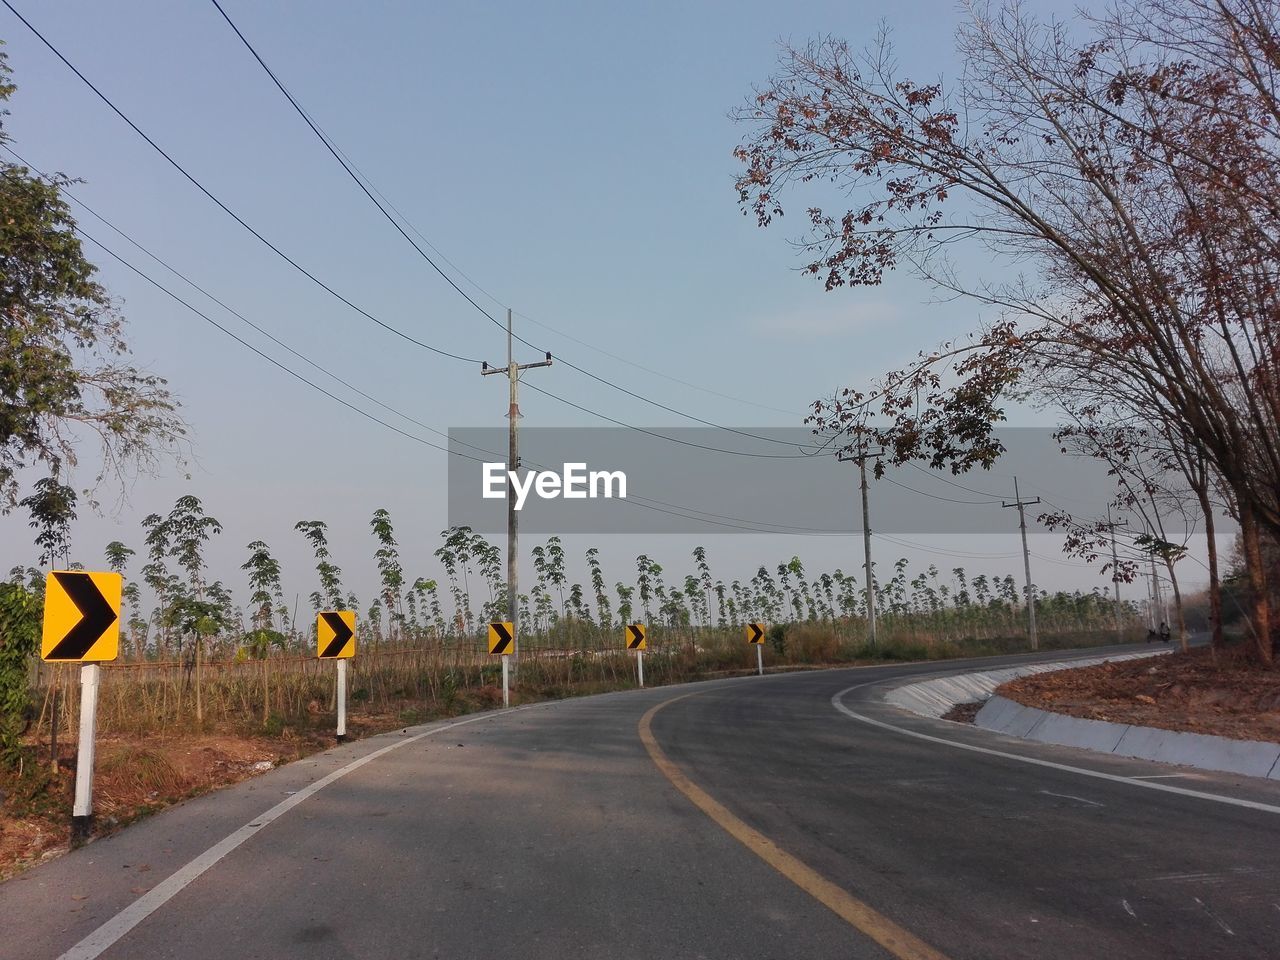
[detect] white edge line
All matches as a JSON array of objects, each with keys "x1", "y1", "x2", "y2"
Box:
[
  {"x1": 831, "y1": 682, "x2": 1280, "y2": 817},
  {"x1": 57, "y1": 710, "x2": 513, "y2": 960}
]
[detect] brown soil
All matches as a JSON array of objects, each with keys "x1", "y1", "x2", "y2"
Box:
[
  {"x1": 0, "y1": 731, "x2": 332, "y2": 882},
  {"x1": 999, "y1": 645, "x2": 1280, "y2": 744}
]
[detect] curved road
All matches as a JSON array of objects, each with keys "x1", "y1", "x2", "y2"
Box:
[{"x1": 5, "y1": 645, "x2": 1280, "y2": 960}]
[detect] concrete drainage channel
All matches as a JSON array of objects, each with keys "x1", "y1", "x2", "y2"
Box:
[{"x1": 886, "y1": 651, "x2": 1280, "y2": 782}]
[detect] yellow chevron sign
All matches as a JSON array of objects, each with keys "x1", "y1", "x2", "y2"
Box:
[
  {"x1": 489, "y1": 621, "x2": 514, "y2": 655},
  {"x1": 41, "y1": 571, "x2": 122, "y2": 662},
  {"x1": 626, "y1": 623, "x2": 647, "y2": 650},
  {"x1": 746, "y1": 623, "x2": 766, "y2": 645},
  {"x1": 317, "y1": 610, "x2": 356, "y2": 658}
]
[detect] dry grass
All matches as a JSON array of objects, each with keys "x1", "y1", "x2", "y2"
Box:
[{"x1": 23, "y1": 623, "x2": 1135, "y2": 742}]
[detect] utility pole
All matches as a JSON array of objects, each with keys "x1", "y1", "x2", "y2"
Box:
[
  {"x1": 841, "y1": 446, "x2": 883, "y2": 650},
  {"x1": 1148, "y1": 529, "x2": 1164, "y2": 632},
  {"x1": 1002, "y1": 477, "x2": 1041, "y2": 651},
  {"x1": 1102, "y1": 507, "x2": 1126, "y2": 640},
  {"x1": 482, "y1": 308, "x2": 551, "y2": 671}
]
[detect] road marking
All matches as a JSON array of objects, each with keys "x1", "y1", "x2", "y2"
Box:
[
  {"x1": 56, "y1": 710, "x2": 514, "y2": 960},
  {"x1": 1122, "y1": 899, "x2": 1136, "y2": 918},
  {"x1": 639, "y1": 696, "x2": 950, "y2": 960},
  {"x1": 1038, "y1": 789, "x2": 1104, "y2": 807},
  {"x1": 831, "y1": 683, "x2": 1280, "y2": 816},
  {"x1": 1194, "y1": 897, "x2": 1235, "y2": 935}
]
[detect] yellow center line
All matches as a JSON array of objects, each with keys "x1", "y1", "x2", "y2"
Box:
[{"x1": 639, "y1": 694, "x2": 951, "y2": 960}]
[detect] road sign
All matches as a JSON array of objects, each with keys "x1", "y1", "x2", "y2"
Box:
[
  {"x1": 489, "y1": 621, "x2": 514, "y2": 655},
  {"x1": 746, "y1": 622, "x2": 766, "y2": 645},
  {"x1": 626, "y1": 623, "x2": 647, "y2": 650},
  {"x1": 42, "y1": 571, "x2": 122, "y2": 662},
  {"x1": 317, "y1": 610, "x2": 356, "y2": 658}
]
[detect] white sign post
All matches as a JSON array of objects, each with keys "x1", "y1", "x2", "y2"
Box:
[
  {"x1": 756, "y1": 644, "x2": 763, "y2": 677},
  {"x1": 71, "y1": 663, "x2": 101, "y2": 842},
  {"x1": 336, "y1": 659, "x2": 348, "y2": 743},
  {"x1": 637, "y1": 648, "x2": 645, "y2": 688},
  {"x1": 501, "y1": 654, "x2": 510, "y2": 708}
]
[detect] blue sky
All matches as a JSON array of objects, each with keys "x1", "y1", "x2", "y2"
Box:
[{"x1": 0, "y1": 0, "x2": 1214, "y2": 613}]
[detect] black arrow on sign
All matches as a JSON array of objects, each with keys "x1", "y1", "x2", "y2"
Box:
[
  {"x1": 490, "y1": 622, "x2": 513, "y2": 655},
  {"x1": 748, "y1": 623, "x2": 764, "y2": 644},
  {"x1": 47, "y1": 572, "x2": 118, "y2": 660},
  {"x1": 627, "y1": 625, "x2": 645, "y2": 649},
  {"x1": 320, "y1": 612, "x2": 354, "y2": 658}
]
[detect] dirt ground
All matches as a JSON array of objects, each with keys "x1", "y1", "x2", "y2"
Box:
[
  {"x1": 0, "y1": 730, "x2": 332, "y2": 882},
  {"x1": 998, "y1": 645, "x2": 1280, "y2": 743}
]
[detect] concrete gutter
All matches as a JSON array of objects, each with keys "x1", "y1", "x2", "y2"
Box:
[
  {"x1": 886, "y1": 650, "x2": 1280, "y2": 782},
  {"x1": 884, "y1": 651, "x2": 1163, "y2": 719}
]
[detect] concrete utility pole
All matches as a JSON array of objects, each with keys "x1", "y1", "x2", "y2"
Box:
[
  {"x1": 1102, "y1": 507, "x2": 1126, "y2": 639},
  {"x1": 482, "y1": 308, "x2": 551, "y2": 669},
  {"x1": 842, "y1": 446, "x2": 883, "y2": 650},
  {"x1": 1002, "y1": 477, "x2": 1041, "y2": 651},
  {"x1": 1148, "y1": 533, "x2": 1164, "y2": 631}
]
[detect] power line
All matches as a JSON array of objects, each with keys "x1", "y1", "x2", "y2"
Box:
[
  {"x1": 552, "y1": 356, "x2": 828, "y2": 452},
  {"x1": 521, "y1": 381, "x2": 822, "y2": 459},
  {"x1": 11, "y1": 149, "x2": 990, "y2": 536},
  {"x1": 880, "y1": 474, "x2": 1003, "y2": 505},
  {"x1": 874, "y1": 534, "x2": 1021, "y2": 561},
  {"x1": 905, "y1": 461, "x2": 1005, "y2": 498},
  {"x1": 75, "y1": 226, "x2": 490, "y2": 463},
  {"x1": 204, "y1": 0, "x2": 823, "y2": 449},
  {"x1": 513, "y1": 308, "x2": 805, "y2": 417},
  {"x1": 1, "y1": 0, "x2": 482, "y2": 364},
  {"x1": 206, "y1": 0, "x2": 509, "y2": 340},
  {"x1": 75, "y1": 226, "x2": 850, "y2": 535}
]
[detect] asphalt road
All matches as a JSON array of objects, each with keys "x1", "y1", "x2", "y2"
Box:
[{"x1": 4, "y1": 644, "x2": 1280, "y2": 960}]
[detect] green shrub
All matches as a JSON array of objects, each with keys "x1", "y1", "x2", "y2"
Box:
[
  {"x1": 767, "y1": 624, "x2": 788, "y2": 656},
  {"x1": 0, "y1": 583, "x2": 39, "y2": 769}
]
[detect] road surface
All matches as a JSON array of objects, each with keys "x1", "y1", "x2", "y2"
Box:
[{"x1": 4, "y1": 645, "x2": 1279, "y2": 960}]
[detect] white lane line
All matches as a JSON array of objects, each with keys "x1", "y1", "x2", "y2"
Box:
[
  {"x1": 1194, "y1": 897, "x2": 1235, "y2": 935},
  {"x1": 1131, "y1": 774, "x2": 1193, "y2": 780},
  {"x1": 1038, "y1": 789, "x2": 1103, "y2": 807},
  {"x1": 831, "y1": 683, "x2": 1280, "y2": 816},
  {"x1": 1122, "y1": 899, "x2": 1137, "y2": 918},
  {"x1": 58, "y1": 710, "x2": 512, "y2": 960}
]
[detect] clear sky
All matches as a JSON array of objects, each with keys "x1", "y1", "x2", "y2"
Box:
[{"x1": 0, "y1": 0, "x2": 1218, "y2": 613}]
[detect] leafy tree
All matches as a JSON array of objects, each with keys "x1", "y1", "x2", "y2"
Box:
[
  {"x1": 586, "y1": 547, "x2": 610, "y2": 628},
  {"x1": 105, "y1": 540, "x2": 146, "y2": 657},
  {"x1": 370, "y1": 509, "x2": 405, "y2": 641},
  {"x1": 159, "y1": 495, "x2": 223, "y2": 723},
  {"x1": 614, "y1": 582, "x2": 634, "y2": 627},
  {"x1": 296, "y1": 520, "x2": 344, "y2": 611},
  {"x1": 545, "y1": 536, "x2": 567, "y2": 616},
  {"x1": 0, "y1": 51, "x2": 183, "y2": 509},
  {"x1": 20, "y1": 474, "x2": 76, "y2": 569},
  {"x1": 737, "y1": 2, "x2": 1280, "y2": 660}
]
